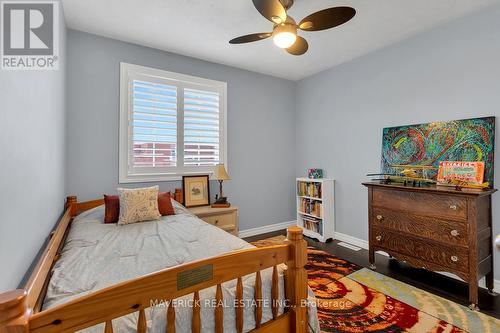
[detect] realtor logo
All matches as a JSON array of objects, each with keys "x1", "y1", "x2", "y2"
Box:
[{"x1": 1, "y1": 1, "x2": 59, "y2": 70}]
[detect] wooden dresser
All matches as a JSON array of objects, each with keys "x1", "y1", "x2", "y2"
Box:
[{"x1": 363, "y1": 182, "x2": 496, "y2": 310}]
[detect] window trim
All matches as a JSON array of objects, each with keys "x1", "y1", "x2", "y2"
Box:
[{"x1": 119, "y1": 62, "x2": 227, "y2": 183}]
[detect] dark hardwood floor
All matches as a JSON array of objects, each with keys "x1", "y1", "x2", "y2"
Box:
[{"x1": 244, "y1": 230, "x2": 500, "y2": 319}]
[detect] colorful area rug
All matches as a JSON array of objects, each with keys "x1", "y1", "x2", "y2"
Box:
[{"x1": 251, "y1": 236, "x2": 500, "y2": 333}]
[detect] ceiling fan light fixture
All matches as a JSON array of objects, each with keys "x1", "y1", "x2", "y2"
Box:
[
  {"x1": 229, "y1": 2, "x2": 356, "y2": 56},
  {"x1": 272, "y1": 23, "x2": 296, "y2": 48}
]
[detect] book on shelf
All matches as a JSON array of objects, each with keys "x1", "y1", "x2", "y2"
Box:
[
  {"x1": 301, "y1": 215, "x2": 323, "y2": 235},
  {"x1": 299, "y1": 198, "x2": 322, "y2": 217},
  {"x1": 297, "y1": 181, "x2": 322, "y2": 198}
]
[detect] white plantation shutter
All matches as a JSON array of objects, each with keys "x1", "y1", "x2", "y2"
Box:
[
  {"x1": 184, "y1": 88, "x2": 220, "y2": 166},
  {"x1": 132, "y1": 80, "x2": 177, "y2": 167},
  {"x1": 119, "y1": 63, "x2": 227, "y2": 183}
]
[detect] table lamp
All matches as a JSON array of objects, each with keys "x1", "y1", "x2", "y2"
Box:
[{"x1": 212, "y1": 163, "x2": 231, "y2": 208}]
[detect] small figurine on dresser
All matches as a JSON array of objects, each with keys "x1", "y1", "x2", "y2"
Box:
[{"x1": 212, "y1": 164, "x2": 231, "y2": 208}]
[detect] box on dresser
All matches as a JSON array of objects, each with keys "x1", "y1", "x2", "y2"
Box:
[{"x1": 363, "y1": 181, "x2": 497, "y2": 311}]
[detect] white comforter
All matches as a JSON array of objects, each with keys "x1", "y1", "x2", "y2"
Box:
[{"x1": 43, "y1": 202, "x2": 320, "y2": 332}]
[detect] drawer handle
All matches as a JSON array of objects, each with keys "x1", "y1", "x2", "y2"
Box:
[
  {"x1": 375, "y1": 235, "x2": 382, "y2": 241},
  {"x1": 451, "y1": 255, "x2": 459, "y2": 262},
  {"x1": 449, "y1": 205, "x2": 458, "y2": 210},
  {"x1": 376, "y1": 215, "x2": 383, "y2": 221},
  {"x1": 215, "y1": 220, "x2": 219, "y2": 224},
  {"x1": 450, "y1": 230, "x2": 459, "y2": 237}
]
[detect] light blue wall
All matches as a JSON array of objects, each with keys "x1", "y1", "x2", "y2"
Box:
[
  {"x1": 66, "y1": 30, "x2": 297, "y2": 232},
  {"x1": 0, "y1": 1, "x2": 67, "y2": 291},
  {"x1": 295, "y1": 5, "x2": 500, "y2": 277}
]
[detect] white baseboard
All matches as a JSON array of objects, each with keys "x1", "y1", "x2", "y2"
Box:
[
  {"x1": 238, "y1": 220, "x2": 296, "y2": 238},
  {"x1": 335, "y1": 232, "x2": 369, "y2": 250},
  {"x1": 335, "y1": 232, "x2": 500, "y2": 293}
]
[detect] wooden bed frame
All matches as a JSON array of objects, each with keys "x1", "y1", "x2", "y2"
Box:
[{"x1": 0, "y1": 196, "x2": 309, "y2": 333}]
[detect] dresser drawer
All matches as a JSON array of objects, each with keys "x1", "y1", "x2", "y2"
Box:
[
  {"x1": 201, "y1": 212, "x2": 236, "y2": 231},
  {"x1": 372, "y1": 188, "x2": 467, "y2": 221},
  {"x1": 371, "y1": 227, "x2": 469, "y2": 272},
  {"x1": 371, "y1": 208, "x2": 468, "y2": 247}
]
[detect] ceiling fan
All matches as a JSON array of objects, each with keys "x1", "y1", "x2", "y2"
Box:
[{"x1": 229, "y1": 0, "x2": 356, "y2": 55}]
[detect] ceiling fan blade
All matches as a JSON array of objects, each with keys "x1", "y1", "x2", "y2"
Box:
[
  {"x1": 229, "y1": 33, "x2": 272, "y2": 44},
  {"x1": 299, "y1": 6, "x2": 356, "y2": 31},
  {"x1": 252, "y1": 0, "x2": 287, "y2": 24},
  {"x1": 286, "y1": 36, "x2": 308, "y2": 56}
]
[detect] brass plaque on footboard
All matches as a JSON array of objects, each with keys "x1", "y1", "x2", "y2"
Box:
[{"x1": 177, "y1": 264, "x2": 213, "y2": 290}]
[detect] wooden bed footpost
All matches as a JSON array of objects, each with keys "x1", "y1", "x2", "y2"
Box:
[
  {"x1": 0, "y1": 289, "x2": 30, "y2": 333},
  {"x1": 286, "y1": 227, "x2": 308, "y2": 333},
  {"x1": 66, "y1": 196, "x2": 77, "y2": 217}
]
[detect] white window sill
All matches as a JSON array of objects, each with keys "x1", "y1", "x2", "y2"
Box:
[{"x1": 119, "y1": 172, "x2": 214, "y2": 184}]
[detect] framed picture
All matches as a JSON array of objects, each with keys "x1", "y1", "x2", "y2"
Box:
[{"x1": 182, "y1": 175, "x2": 210, "y2": 207}]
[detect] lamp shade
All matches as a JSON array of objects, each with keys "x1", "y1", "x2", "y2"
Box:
[{"x1": 213, "y1": 164, "x2": 230, "y2": 181}]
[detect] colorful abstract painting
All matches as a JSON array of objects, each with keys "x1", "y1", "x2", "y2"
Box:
[{"x1": 381, "y1": 117, "x2": 495, "y2": 186}]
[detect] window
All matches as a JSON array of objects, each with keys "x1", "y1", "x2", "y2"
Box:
[{"x1": 119, "y1": 63, "x2": 227, "y2": 182}]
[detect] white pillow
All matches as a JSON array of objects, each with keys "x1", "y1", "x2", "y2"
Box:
[{"x1": 117, "y1": 186, "x2": 161, "y2": 225}]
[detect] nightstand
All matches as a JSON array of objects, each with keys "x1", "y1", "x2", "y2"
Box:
[{"x1": 189, "y1": 206, "x2": 239, "y2": 236}]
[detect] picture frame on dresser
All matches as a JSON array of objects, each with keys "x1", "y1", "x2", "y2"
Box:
[{"x1": 182, "y1": 175, "x2": 210, "y2": 207}]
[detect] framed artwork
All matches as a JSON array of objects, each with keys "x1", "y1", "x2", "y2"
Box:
[
  {"x1": 381, "y1": 117, "x2": 495, "y2": 186},
  {"x1": 182, "y1": 175, "x2": 210, "y2": 207}
]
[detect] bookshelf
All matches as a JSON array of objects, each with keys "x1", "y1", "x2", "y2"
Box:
[{"x1": 296, "y1": 178, "x2": 335, "y2": 242}]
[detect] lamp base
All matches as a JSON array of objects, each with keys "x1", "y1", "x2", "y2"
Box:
[
  {"x1": 213, "y1": 193, "x2": 230, "y2": 208},
  {"x1": 211, "y1": 203, "x2": 231, "y2": 208}
]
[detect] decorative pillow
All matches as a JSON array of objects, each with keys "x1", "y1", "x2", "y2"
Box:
[
  {"x1": 103, "y1": 191, "x2": 175, "y2": 223},
  {"x1": 158, "y1": 192, "x2": 175, "y2": 216},
  {"x1": 117, "y1": 186, "x2": 161, "y2": 225},
  {"x1": 103, "y1": 195, "x2": 120, "y2": 223}
]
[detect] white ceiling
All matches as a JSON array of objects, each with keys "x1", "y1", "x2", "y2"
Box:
[{"x1": 61, "y1": 0, "x2": 500, "y2": 81}]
